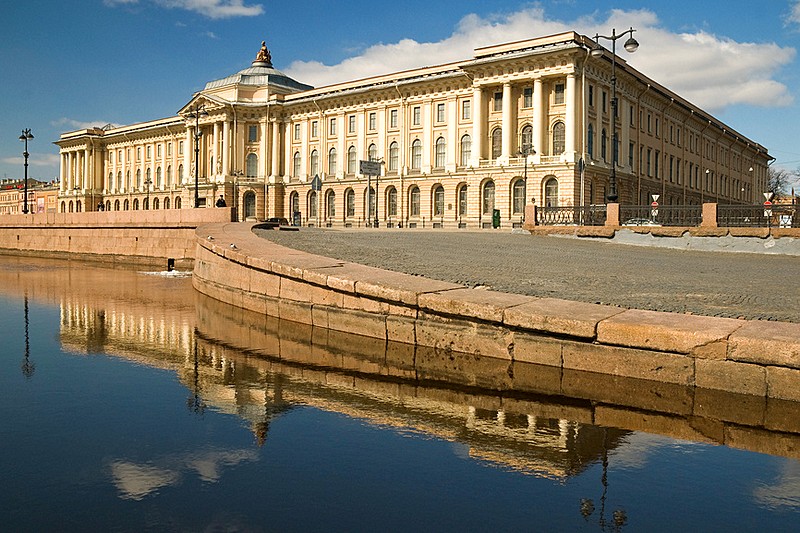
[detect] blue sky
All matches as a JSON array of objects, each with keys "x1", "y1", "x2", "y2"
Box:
[{"x1": 2, "y1": 0, "x2": 800, "y2": 190}]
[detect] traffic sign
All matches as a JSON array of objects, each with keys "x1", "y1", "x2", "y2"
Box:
[
  {"x1": 311, "y1": 174, "x2": 322, "y2": 191},
  {"x1": 359, "y1": 160, "x2": 381, "y2": 176}
]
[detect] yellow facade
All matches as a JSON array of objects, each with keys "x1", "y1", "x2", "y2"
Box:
[{"x1": 55, "y1": 32, "x2": 771, "y2": 226}]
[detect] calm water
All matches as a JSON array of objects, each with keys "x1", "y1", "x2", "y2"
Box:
[{"x1": 0, "y1": 255, "x2": 798, "y2": 532}]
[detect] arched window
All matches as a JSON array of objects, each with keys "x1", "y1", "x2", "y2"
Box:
[
  {"x1": 75, "y1": 201, "x2": 81, "y2": 213},
  {"x1": 411, "y1": 139, "x2": 422, "y2": 170},
  {"x1": 368, "y1": 143, "x2": 377, "y2": 162},
  {"x1": 175, "y1": 197, "x2": 181, "y2": 209},
  {"x1": 458, "y1": 184, "x2": 468, "y2": 216},
  {"x1": 153, "y1": 198, "x2": 159, "y2": 210},
  {"x1": 326, "y1": 190, "x2": 336, "y2": 218},
  {"x1": 310, "y1": 149, "x2": 319, "y2": 176},
  {"x1": 587, "y1": 124, "x2": 594, "y2": 159},
  {"x1": 552, "y1": 121, "x2": 565, "y2": 154},
  {"x1": 512, "y1": 179, "x2": 525, "y2": 214},
  {"x1": 114, "y1": 200, "x2": 120, "y2": 211},
  {"x1": 164, "y1": 198, "x2": 170, "y2": 210},
  {"x1": 166, "y1": 165, "x2": 172, "y2": 188},
  {"x1": 290, "y1": 191, "x2": 300, "y2": 219},
  {"x1": 117, "y1": 171, "x2": 122, "y2": 191},
  {"x1": 146, "y1": 168, "x2": 152, "y2": 188},
  {"x1": 136, "y1": 169, "x2": 142, "y2": 189},
  {"x1": 293, "y1": 152, "x2": 302, "y2": 176},
  {"x1": 460, "y1": 134, "x2": 471, "y2": 166},
  {"x1": 491, "y1": 128, "x2": 502, "y2": 159},
  {"x1": 246, "y1": 153, "x2": 258, "y2": 177},
  {"x1": 105, "y1": 200, "x2": 111, "y2": 211},
  {"x1": 107, "y1": 172, "x2": 113, "y2": 191},
  {"x1": 433, "y1": 185, "x2": 445, "y2": 216},
  {"x1": 126, "y1": 170, "x2": 131, "y2": 190},
  {"x1": 133, "y1": 198, "x2": 139, "y2": 210},
  {"x1": 328, "y1": 148, "x2": 337, "y2": 176},
  {"x1": 309, "y1": 190, "x2": 317, "y2": 218},
  {"x1": 124, "y1": 199, "x2": 130, "y2": 211},
  {"x1": 61, "y1": 201, "x2": 66, "y2": 213},
  {"x1": 365, "y1": 186, "x2": 375, "y2": 218},
  {"x1": 156, "y1": 167, "x2": 162, "y2": 188},
  {"x1": 177, "y1": 165, "x2": 183, "y2": 183},
  {"x1": 520, "y1": 125, "x2": 533, "y2": 154},
  {"x1": 346, "y1": 188, "x2": 355, "y2": 217},
  {"x1": 482, "y1": 181, "x2": 495, "y2": 215},
  {"x1": 601, "y1": 129, "x2": 607, "y2": 162},
  {"x1": 243, "y1": 191, "x2": 256, "y2": 219},
  {"x1": 347, "y1": 146, "x2": 357, "y2": 173},
  {"x1": 545, "y1": 177, "x2": 559, "y2": 207},
  {"x1": 143, "y1": 198, "x2": 149, "y2": 210},
  {"x1": 387, "y1": 187, "x2": 397, "y2": 217},
  {"x1": 434, "y1": 137, "x2": 446, "y2": 168},
  {"x1": 388, "y1": 142, "x2": 399, "y2": 171},
  {"x1": 409, "y1": 186, "x2": 420, "y2": 216}
]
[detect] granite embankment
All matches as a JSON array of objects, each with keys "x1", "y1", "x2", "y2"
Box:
[{"x1": 192, "y1": 222, "x2": 800, "y2": 401}]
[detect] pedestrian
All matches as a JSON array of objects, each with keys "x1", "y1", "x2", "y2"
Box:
[{"x1": 215, "y1": 195, "x2": 227, "y2": 207}]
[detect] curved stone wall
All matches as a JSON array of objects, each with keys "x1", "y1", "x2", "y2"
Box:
[{"x1": 193, "y1": 222, "x2": 800, "y2": 401}]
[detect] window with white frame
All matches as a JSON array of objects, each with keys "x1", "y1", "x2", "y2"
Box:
[
  {"x1": 411, "y1": 139, "x2": 422, "y2": 169},
  {"x1": 462, "y1": 100, "x2": 471, "y2": 120},
  {"x1": 410, "y1": 186, "x2": 420, "y2": 216},
  {"x1": 390, "y1": 109, "x2": 398, "y2": 128},
  {"x1": 348, "y1": 115, "x2": 356, "y2": 133},
  {"x1": 412, "y1": 106, "x2": 421, "y2": 126},
  {"x1": 555, "y1": 83, "x2": 565, "y2": 105},
  {"x1": 347, "y1": 146, "x2": 357, "y2": 173},
  {"x1": 368, "y1": 112, "x2": 376, "y2": 131},
  {"x1": 433, "y1": 185, "x2": 444, "y2": 216},
  {"x1": 435, "y1": 137, "x2": 446, "y2": 167},
  {"x1": 460, "y1": 134, "x2": 471, "y2": 166},
  {"x1": 436, "y1": 103, "x2": 445, "y2": 123},
  {"x1": 388, "y1": 142, "x2": 399, "y2": 171},
  {"x1": 328, "y1": 147, "x2": 337, "y2": 175},
  {"x1": 329, "y1": 118, "x2": 337, "y2": 136},
  {"x1": 493, "y1": 91, "x2": 502, "y2": 112},
  {"x1": 523, "y1": 87, "x2": 533, "y2": 108},
  {"x1": 248, "y1": 125, "x2": 258, "y2": 142}
]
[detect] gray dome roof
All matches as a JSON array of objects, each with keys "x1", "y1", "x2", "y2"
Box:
[{"x1": 204, "y1": 61, "x2": 312, "y2": 92}]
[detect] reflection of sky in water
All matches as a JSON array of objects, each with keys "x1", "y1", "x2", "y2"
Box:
[
  {"x1": 110, "y1": 449, "x2": 260, "y2": 500},
  {"x1": 754, "y1": 461, "x2": 800, "y2": 510}
]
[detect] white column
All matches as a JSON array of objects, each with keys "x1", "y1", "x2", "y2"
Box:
[
  {"x1": 223, "y1": 120, "x2": 231, "y2": 178},
  {"x1": 271, "y1": 121, "x2": 281, "y2": 177},
  {"x1": 301, "y1": 119, "x2": 309, "y2": 180},
  {"x1": 471, "y1": 86, "x2": 484, "y2": 167},
  {"x1": 83, "y1": 149, "x2": 90, "y2": 191},
  {"x1": 336, "y1": 112, "x2": 346, "y2": 178},
  {"x1": 446, "y1": 97, "x2": 457, "y2": 172},
  {"x1": 60, "y1": 153, "x2": 66, "y2": 193},
  {"x1": 259, "y1": 118, "x2": 268, "y2": 178},
  {"x1": 422, "y1": 101, "x2": 432, "y2": 173},
  {"x1": 356, "y1": 113, "x2": 365, "y2": 177},
  {"x1": 533, "y1": 78, "x2": 544, "y2": 158},
  {"x1": 212, "y1": 122, "x2": 220, "y2": 180},
  {"x1": 500, "y1": 82, "x2": 513, "y2": 164},
  {"x1": 565, "y1": 73, "x2": 577, "y2": 159},
  {"x1": 184, "y1": 128, "x2": 192, "y2": 184}
]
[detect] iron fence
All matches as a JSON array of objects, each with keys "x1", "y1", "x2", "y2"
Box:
[
  {"x1": 718, "y1": 204, "x2": 797, "y2": 228},
  {"x1": 536, "y1": 205, "x2": 606, "y2": 226},
  {"x1": 619, "y1": 205, "x2": 703, "y2": 227}
]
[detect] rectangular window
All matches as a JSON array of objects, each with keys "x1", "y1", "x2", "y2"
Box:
[
  {"x1": 602, "y1": 91, "x2": 607, "y2": 114},
  {"x1": 629, "y1": 141, "x2": 635, "y2": 169},
  {"x1": 348, "y1": 115, "x2": 356, "y2": 133},
  {"x1": 554, "y1": 83, "x2": 565, "y2": 105},
  {"x1": 294, "y1": 123, "x2": 301, "y2": 141},
  {"x1": 168, "y1": 142, "x2": 172, "y2": 157},
  {"x1": 368, "y1": 112, "x2": 376, "y2": 131},
  {"x1": 462, "y1": 100, "x2": 471, "y2": 120},
  {"x1": 248, "y1": 125, "x2": 258, "y2": 142},
  {"x1": 390, "y1": 109, "x2": 398, "y2": 128},
  {"x1": 329, "y1": 118, "x2": 337, "y2": 136},
  {"x1": 137, "y1": 147, "x2": 141, "y2": 161},
  {"x1": 647, "y1": 114, "x2": 652, "y2": 133},
  {"x1": 523, "y1": 87, "x2": 533, "y2": 108},
  {"x1": 311, "y1": 121, "x2": 318, "y2": 138},
  {"x1": 655, "y1": 118, "x2": 660, "y2": 137},
  {"x1": 146, "y1": 145, "x2": 152, "y2": 159},
  {"x1": 493, "y1": 91, "x2": 503, "y2": 112},
  {"x1": 436, "y1": 103, "x2": 445, "y2": 123},
  {"x1": 630, "y1": 105, "x2": 635, "y2": 126},
  {"x1": 588, "y1": 85, "x2": 594, "y2": 107},
  {"x1": 157, "y1": 144, "x2": 162, "y2": 158},
  {"x1": 412, "y1": 106, "x2": 421, "y2": 126}
]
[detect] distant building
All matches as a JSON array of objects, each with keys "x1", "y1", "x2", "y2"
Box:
[
  {"x1": 56, "y1": 32, "x2": 771, "y2": 227},
  {"x1": 0, "y1": 179, "x2": 56, "y2": 215}
]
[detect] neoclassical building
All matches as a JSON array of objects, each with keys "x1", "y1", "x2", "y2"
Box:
[{"x1": 55, "y1": 32, "x2": 771, "y2": 227}]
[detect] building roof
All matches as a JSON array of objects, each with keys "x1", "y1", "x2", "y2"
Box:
[{"x1": 203, "y1": 41, "x2": 312, "y2": 93}]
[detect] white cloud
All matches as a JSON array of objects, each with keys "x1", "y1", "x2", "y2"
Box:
[
  {"x1": 51, "y1": 117, "x2": 121, "y2": 131},
  {"x1": 155, "y1": 0, "x2": 263, "y2": 19},
  {"x1": 788, "y1": 1, "x2": 800, "y2": 25},
  {"x1": 283, "y1": 7, "x2": 794, "y2": 113},
  {"x1": 104, "y1": 0, "x2": 263, "y2": 19},
  {"x1": 1, "y1": 153, "x2": 60, "y2": 168}
]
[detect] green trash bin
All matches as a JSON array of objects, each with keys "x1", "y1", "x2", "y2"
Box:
[{"x1": 492, "y1": 209, "x2": 501, "y2": 229}]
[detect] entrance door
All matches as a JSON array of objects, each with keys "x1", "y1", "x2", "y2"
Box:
[{"x1": 243, "y1": 191, "x2": 256, "y2": 219}]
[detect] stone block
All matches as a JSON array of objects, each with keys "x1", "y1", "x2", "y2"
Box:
[
  {"x1": 504, "y1": 298, "x2": 622, "y2": 339},
  {"x1": 594, "y1": 406, "x2": 719, "y2": 445},
  {"x1": 326, "y1": 307, "x2": 387, "y2": 341},
  {"x1": 415, "y1": 344, "x2": 513, "y2": 390},
  {"x1": 511, "y1": 332, "x2": 563, "y2": 367},
  {"x1": 575, "y1": 226, "x2": 616, "y2": 238},
  {"x1": 386, "y1": 315, "x2": 416, "y2": 345},
  {"x1": 341, "y1": 293, "x2": 384, "y2": 313},
  {"x1": 597, "y1": 309, "x2": 741, "y2": 356},
  {"x1": 650, "y1": 227, "x2": 690, "y2": 238},
  {"x1": 765, "y1": 398, "x2": 800, "y2": 435},
  {"x1": 728, "y1": 321, "x2": 800, "y2": 370},
  {"x1": 695, "y1": 359, "x2": 767, "y2": 396},
  {"x1": 418, "y1": 288, "x2": 533, "y2": 324},
  {"x1": 562, "y1": 341, "x2": 694, "y2": 385},
  {"x1": 724, "y1": 426, "x2": 800, "y2": 460},
  {"x1": 693, "y1": 388, "x2": 766, "y2": 427},
  {"x1": 416, "y1": 312, "x2": 513, "y2": 360},
  {"x1": 277, "y1": 299, "x2": 313, "y2": 325},
  {"x1": 355, "y1": 270, "x2": 462, "y2": 306},
  {"x1": 249, "y1": 271, "x2": 281, "y2": 298},
  {"x1": 384, "y1": 342, "x2": 417, "y2": 379},
  {"x1": 728, "y1": 227, "x2": 770, "y2": 238},
  {"x1": 767, "y1": 366, "x2": 800, "y2": 401},
  {"x1": 509, "y1": 361, "x2": 563, "y2": 396},
  {"x1": 561, "y1": 368, "x2": 693, "y2": 415}
]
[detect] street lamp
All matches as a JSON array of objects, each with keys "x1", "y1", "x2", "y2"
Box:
[
  {"x1": 516, "y1": 144, "x2": 536, "y2": 222},
  {"x1": 591, "y1": 27, "x2": 639, "y2": 204},
  {"x1": 186, "y1": 104, "x2": 208, "y2": 207},
  {"x1": 144, "y1": 176, "x2": 152, "y2": 209},
  {"x1": 19, "y1": 129, "x2": 34, "y2": 214}
]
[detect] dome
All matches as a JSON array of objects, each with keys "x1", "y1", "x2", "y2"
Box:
[{"x1": 203, "y1": 41, "x2": 313, "y2": 93}]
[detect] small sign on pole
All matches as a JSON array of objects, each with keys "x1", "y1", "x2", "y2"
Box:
[
  {"x1": 311, "y1": 174, "x2": 322, "y2": 191},
  {"x1": 359, "y1": 160, "x2": 381, "y2": 176},
  {"x1": 764, "y1": 199, "x2": 773, "y2": 217}
]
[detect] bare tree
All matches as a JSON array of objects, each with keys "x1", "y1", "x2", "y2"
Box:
[{"x1": 767, "y1": 167, "x2": 797, "y2": 198}]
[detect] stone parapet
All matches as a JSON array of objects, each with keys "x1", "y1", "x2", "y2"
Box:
[{"x1": 193, "y1": 222, "x2": 800, "y2": 401}]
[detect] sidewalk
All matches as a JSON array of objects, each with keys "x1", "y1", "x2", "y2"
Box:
[{"x1": 255, "y1": 227, "x2": 800, "y2": 323}]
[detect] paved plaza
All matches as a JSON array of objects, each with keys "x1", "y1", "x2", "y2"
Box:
[{"x1": 255, "y1": 228, "x2": 799, "y2": 323}]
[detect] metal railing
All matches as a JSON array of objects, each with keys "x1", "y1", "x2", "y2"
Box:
[
  {"x1": 619, "y1": 205, "x2": 703, "y2": 227},
  {"x1": 536, "y1": 205, "x2": 606, "y2": 226},
  {"x1": 718, "y1": 204, "x2": 797, "y2": 228}
]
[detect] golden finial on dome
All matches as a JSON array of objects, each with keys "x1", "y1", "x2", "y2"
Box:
[{"x1": 254, "y1": 40, "x2": 272, "y2": 66}]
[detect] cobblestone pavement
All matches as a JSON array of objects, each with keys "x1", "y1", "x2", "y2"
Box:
[{"x1": 254, "y1": 227, "x2": 800, "y2": 323}]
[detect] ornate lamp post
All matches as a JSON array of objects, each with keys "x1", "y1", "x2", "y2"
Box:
[
  {"x1": 144, "y1": 176, "x2": 152, "y2": 209},
  {"x1": 516, "y1": 144, "x2": 536, "y2": 222},
  {"x1": 591, "y1": 28, "x2": 639, "y2": 203},
  {"x1": 19, "y1": 129, "x2": 34, "y2": 214},
  {"x1": 186, "y1": 104, "x2": 208, "y2": 207}
]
